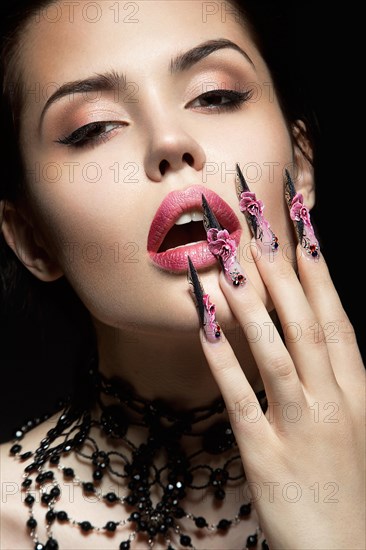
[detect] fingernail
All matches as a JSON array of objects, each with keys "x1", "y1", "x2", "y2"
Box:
[
  {"x1": 187, "y1": 256, "x2": 221, "y2": 343},
  {"x1": 202, "y1": 194, "x2": 247, "y2": 288},
  {"x1": 236, "y1": 164, "x2": 279, "y2": 257},
  {"x1": 284, "y1": 170, "x2": 320, "y2": 260}
]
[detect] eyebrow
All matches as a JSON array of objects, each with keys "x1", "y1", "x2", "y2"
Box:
[
  {"x1": 39, "y1": 70, "x2": 126, "y2": 130},
  {"x1": 170, "y1": 38, "x2": 254, "y2": 73},
  {"x1": 39, "y1": 38, "x2": 254, "y2": 129}
]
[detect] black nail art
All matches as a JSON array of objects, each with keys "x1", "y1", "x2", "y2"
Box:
[
  {"x1": 187, "y1": 256, "x2": 221, "y2": 342},
  {"x1": 236, "y1": 164, "x2": 279, "y2": 254}
]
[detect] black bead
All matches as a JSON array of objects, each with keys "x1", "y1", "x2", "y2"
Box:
[
  {"x1": 46, "y1": 510, "x2": 56, "y2": 523},
  {"x1": 34, "y1": 543, "x2": 44, "y2": 550},
  {"x1": 63, "y1": 468, "x2": 74, "y2": 478},
  {"x1": 50, "y1": 486, "x2": 61, "y2": 498},
  {"x1": 41, "y1": 494, "x2": 52, "y2": 505},
  {"x1": 45, "y1": 538, "x2": 59, "y2": 550},
  {"x1": 25, "y1": 495, "x2": 35, "y2": 506},
  {"x1": 217, "y1": 519, "x2": 231, "y2": 530},
  {"x1": 119, "y1": 542, "x2": 130, "y2": 550},
  {"x1": 214, "y1": 488, "x2": 226, "y2": 501},
  {"x1": 129, "y1": 511, "x2": 140, "y2": 523},
  {"x1": 27, "y1": 517, "x2": 37, "y2": 529},
  {"x1": 165, "y1": 516, "x2": 174, "y2": 526},
  {"x1": 262, "y1": 541, "x2": 270, "y2": 550},
  {"x1": 57, "y1": 511, "x2": 68, "y2": 521},
  {"x1": 194, "y1": 516, "x2": 207, "y2": 528},
  {"x1": 180, "y1": 535, "x2": 192, "y2": 547},
  {"x1": 49, "y1": 455, "x2": 60, "y2": 465},
  {"x1": 246, "y1": 534, "x2": 258, "y2": 547},
  {"x1": 174, "y1": 507, "x2": 185, "y2": 519},
  {"x1": 105, "y1": 492, "x2": 118, "y2": 503},
  {"x1": 83, "y1": 482, "x2": 95, "y2": 493},
  {"x1": 10, "y1": 444, "x2": 22, "y2": 455},
  {"x1": 36, "y1": 473, "x2": 46, "y2": 485},
  {"x1": 79, "y1": 521, "x2": 93, "y2": 532},
  {"x1": 20, "y1": 451, "x2": 33, "y2": 460},
  {"x1": 105, "y1": 521, "x2": 117, "y2": 532},
  {"x1": 93, "y1": 469, "x2": 103, "y2": 481},
  {"x1": 239, "y1": 503, "x2": 251, "y2": 517},
  {"x1": 45, "y1": 471, "x2": 54, "y2": 480},
  {"x1": 22, "y1": 479, "x2": 33, "y2": 488}
]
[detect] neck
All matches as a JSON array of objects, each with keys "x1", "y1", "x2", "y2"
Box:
[{"x1": 92, "y1": 319, "x2": 263, "y2": 409}]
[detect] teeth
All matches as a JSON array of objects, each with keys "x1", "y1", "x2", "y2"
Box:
[{"x1": 175, "y1": 210, "x2": 204, "y2": 226}]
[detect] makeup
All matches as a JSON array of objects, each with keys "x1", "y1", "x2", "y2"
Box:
[
  {"x1": 187, "y1": 256, "x2": 221, "y2": 343},
  {"x1": 202, "y1": 194, "x2": 246, "y2": 287},
  {"x1": 148, "y1": 186, "x2": 242, "y2": 272},
  {"x1": 236, "y1": 164, "x2": 279, "y2": 256},
  {"x1": 284, "y1": 170, "x2": 320, "y2": 259}
]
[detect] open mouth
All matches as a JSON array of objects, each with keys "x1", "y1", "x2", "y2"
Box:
[
  {"x1": 158, "y1": 210, "x2": 207, "y2": 252},
  {"x1": 147, "y1": 186, "x2": 242, "y2": 272}
]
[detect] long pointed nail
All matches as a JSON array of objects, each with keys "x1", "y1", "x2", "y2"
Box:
[
  {"x1": 236, "y1": 164, "x2": 279, "y2": 257},
  {"x1": 284, "y1": 170, "x2": 320, "y2": 260},
  {"x1": 202, "y1": 194, "x2": 246, "y2": 287},
  {"x1": 187, "y1": 256, "x2": 221, "y2": 343}
]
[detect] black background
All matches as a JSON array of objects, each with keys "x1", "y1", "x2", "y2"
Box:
[{"x1": 0, "y1": 5, "x2": 363, "y2": 442}]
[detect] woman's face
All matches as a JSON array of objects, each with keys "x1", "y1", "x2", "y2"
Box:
[{"x1": 18, "y1": 0, "x2": 296, "y2": 335}]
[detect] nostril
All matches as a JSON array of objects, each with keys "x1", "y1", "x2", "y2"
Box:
[
  {"x1": 159, "y1": 159, "x2": 169, "y2": 175},
  {"x1": 183, "y1": 152, "x2": 194, "y2": 167}
]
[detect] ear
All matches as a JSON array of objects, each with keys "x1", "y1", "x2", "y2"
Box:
[
  {"x1": 1, "y1": 201, "x2": 64, "y2": 282},
  {"x1": 292, "y1": 120, "x2": 315, "y2": 209}
]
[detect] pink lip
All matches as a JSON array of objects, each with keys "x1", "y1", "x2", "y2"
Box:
[{"x1": 147, "y1": 185, "x2": 242, "y2": 272}]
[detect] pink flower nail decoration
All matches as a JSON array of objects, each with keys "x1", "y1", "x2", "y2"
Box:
[
  {"x1": 239, "y1": 191, "x2": 279, "y2": 253},
  {"x1": 207, "y1": 228, "x2": 237, "y2": 268},
  {"x1": 290, "y1": 193, "x2": 312, "y2": 226},
  {"x1": 207, "y1": 228, "x2": 246, "y2": 287},
  {"x1": 239, "y1": 192, "x2": 264, "y2": 218},
  {"x1": 289, "y1": 193, "x2": 319, "y2": 258},
  {"x1": 203, "y1": 293, "x2": 221, "y2": 339}
]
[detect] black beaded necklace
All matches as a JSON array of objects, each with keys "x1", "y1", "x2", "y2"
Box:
[{"x1": 10, "y1": 357, "x2": 269, "y2": 550}]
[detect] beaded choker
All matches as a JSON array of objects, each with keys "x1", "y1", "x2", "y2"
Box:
[{"x1": 10, "y1": 357, "x2": 269, "y2": 550}]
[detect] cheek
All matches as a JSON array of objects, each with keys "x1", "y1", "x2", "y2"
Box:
[{"x1": 26, "y1": 165, "x2": 149, "y2": 323}]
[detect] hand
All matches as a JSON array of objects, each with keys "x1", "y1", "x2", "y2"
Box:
[{"x1": 200, "y1": 243, "x2": 365, "y2": 550}]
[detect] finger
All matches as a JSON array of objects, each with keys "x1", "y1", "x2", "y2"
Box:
[
  {"x1": 217, "y1": 270, "x2": 305, "y2": 407},
  {"x1": 296, "y1": 247, "x2": 365, "y2": 385},
  {"x1": 199, "y1": 327, "x2": 270, "y2": 446}
]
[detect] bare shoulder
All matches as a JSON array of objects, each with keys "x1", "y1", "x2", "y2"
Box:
[
  {"x1": 0, "y1": 416, "x2": 59, "y2": 550},
  {"x1": 0, "y1": 438, "x2": 30, "y2": 548}
]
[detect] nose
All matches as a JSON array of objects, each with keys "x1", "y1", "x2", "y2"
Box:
[{"x1": 143, "y1": 113, "x2": 206, "y2": 182}]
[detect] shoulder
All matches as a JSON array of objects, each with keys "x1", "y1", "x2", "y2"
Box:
[
  {"x1": 0, "y1": 415, "x2": 60, "y2": 550},
  {"x1": 0, "y1": 439, "x2": 30, "y2": 549}
]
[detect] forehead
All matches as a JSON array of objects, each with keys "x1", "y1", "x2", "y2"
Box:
[{"x1": 19, "y1": 0, "x2": 262, "y2": 88}]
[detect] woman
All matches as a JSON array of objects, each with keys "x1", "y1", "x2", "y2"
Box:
[{"x1": 0, "y1": 1, "x2": 364, "y2": 549}]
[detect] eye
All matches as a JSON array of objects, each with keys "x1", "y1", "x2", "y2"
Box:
[
  {"x1": 188, "y1": 89, "x2": 253, "y2": 112},
  {"x1": 55, "y1": 121, "x2": 126, "y2": 148}
]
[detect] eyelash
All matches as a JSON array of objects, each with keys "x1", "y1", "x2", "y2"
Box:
[
  {"x1": 188, "y1": 88, "x2": 253, "y2": 111},
  {"x1": 56, "y1": 88, "x2": 253, "y2": 149},
  {"x1": 55, "y1": 121, "x2": 123, "y2": 148}
]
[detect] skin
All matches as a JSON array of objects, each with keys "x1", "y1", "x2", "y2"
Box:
[{"x1": 0, "y1": 2, "x2": 365, "y2": 549}]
